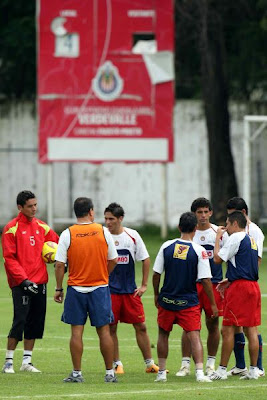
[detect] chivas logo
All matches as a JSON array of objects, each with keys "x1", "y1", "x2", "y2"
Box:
[
  {"x1": 92, "y1": 61, "x2": 124, "y2": 102},
  {"x1": 173, "y1": 244, "x2": 190, "y2": 260}
]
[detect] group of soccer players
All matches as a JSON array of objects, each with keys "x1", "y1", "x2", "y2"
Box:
[
  {"x1": 1, "y1": 191, "x2": 264, "y2": 384},
  {"x1": 152, "y1": 197, "x2": 264, "y2": 382}
]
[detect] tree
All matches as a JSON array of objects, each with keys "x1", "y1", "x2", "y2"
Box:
[
  {"x1": 175, "y1": 0, "x2": 267, "y2": 221},
  {"x1": 0, "y1": 1, "x2": 36, "y2": 98},
  {"x1": 197, "y1": 0, "x2": 239, "y2": 222}
]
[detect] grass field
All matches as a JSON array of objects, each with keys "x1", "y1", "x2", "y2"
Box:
[{"x1": 0, "y1": 227, "x2": 267, "y2": 399}]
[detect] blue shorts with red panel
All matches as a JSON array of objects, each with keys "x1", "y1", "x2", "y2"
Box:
[
  {"x1": 196, "y1": 282, "x2": 224, "y2": 317},
  {"x1": 157, "y1": 304, "x2": 201, "y2": 332},
  {"x1": 222, "y1": 279, "x2": 261, "y2": 327},
  {"x1": 110, "y1": 293, "x2": 145, "y2": 324}
]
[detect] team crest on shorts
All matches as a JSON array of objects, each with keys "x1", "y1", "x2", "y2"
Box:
[
  {"x1": 173, "y1": 243, "x2": 190, "y2": 260},
  {"x1": 92, "y1": 61, "x2": 124, "y2": 102}
]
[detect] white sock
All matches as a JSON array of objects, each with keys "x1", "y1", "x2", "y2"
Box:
[
  {"x1": 73, "y1": 370, "x2": 82, "y2": 377},
  {"x1": 106, "y1": 369, "x2": 114, "y2": 377},
  {"x1": 5, "y1": 350, "x2": 14, "y2": 364},
  {"x1": 196, "y1": 368, "x2": 204, "y2": 378},
  {"x1": 206, "y1": 356, "x2": 216, "y2": 368},
  {"x1": 22, "y1": 350, "x2": 32, "y2": 365},
  {"x1": 249, "y1": 366, "x2": 258, "y2": 376},
  {"x1": 181, "y1": 357, "x2": 191, "y2": 368},
  {"x1": 218, "y1": 365, "x2": 227, "y2": 375},
  {"x1": 114, "y1": 360, "x2": 123, "y2": 366},
  {"x1": 145, "y1": 358, "x2": 154, "y2": 367},
  {"x1": 158, "y1": 369, "x2": 167, "y2": 378}
]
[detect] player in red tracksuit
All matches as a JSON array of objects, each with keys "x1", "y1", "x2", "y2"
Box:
[{"x1": 1, "y1": 190, "x2": 58, "y2": 374}]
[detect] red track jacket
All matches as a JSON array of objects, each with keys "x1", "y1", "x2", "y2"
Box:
[{"x1": 2, "y1": 212, "x2": 59, "y2": 288}]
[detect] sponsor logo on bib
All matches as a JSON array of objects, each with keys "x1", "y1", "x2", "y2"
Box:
[{"x1": 117, "y1": 255, "x2": 129, "y2": 264}]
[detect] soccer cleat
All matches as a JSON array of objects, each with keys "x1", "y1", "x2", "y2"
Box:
[
  {"x1": 196, "y1": 375, "x2": 212, "y2": 383},
  {"x1": 146, "y1": 364, "x2": 159, "y2": 373},
  {"x1": 227, "y1": 366, "x2": 248, "y2": 376},
  {"x1": 176, "y1": 365, "x2": 190, "y2": 376},
  {"x1": 240, "y1": 371, "x2": 258, "y2": 380},
  {"x1": 104, "y1": 374, "x2": 118, "y2": 383},
  {"x1": 154, "y1": 373, "x2": 167, "y2": 382},
  {"x1": 209, "y1": 370, "x2": 227, "y2": 380},
  {"x1": 63, "y1": 372, "x2": 84, "y2": 383},
  {"x1": 257, "y1": 368, "x2": 265, "y2": 377},
  {"x1": 205, "y1": 365, "x2": 215, "y2": 376},
  {"x1": 114, "y1": 364, "x2": 124, "y2": 374},
  {"x1": 2, "y1": 362, "x2": 15, "y2": 374},
  {"x1": 20, "y1": 363, "x2": 41, "y2": 373}
]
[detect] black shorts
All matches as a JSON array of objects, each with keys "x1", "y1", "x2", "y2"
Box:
[{"x1": 8, "y1": 284, "x2": 47, "y2": 341}]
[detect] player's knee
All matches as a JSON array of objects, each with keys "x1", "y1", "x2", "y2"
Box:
[{"x1": 134, "y1": 322, "x2": 147, "y2": 334}]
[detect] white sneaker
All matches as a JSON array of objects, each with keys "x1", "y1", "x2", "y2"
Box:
[
  {"x1": 20, "y1": 363, "x2": 41, "y2": 373},
  {"x1": 154, "y1": 373, "x2": 167, "y2": 382},
  {"x1": 240, "y1": 371, "x2": 258, "y2": 380},
  {"x1": 205, "y1": 365, "x2": 215, "y2": 376},
  {"x1": 176, "y1": 365, "x2": 190, "y2": 376},
  {"x1": 257, "y1": 368, "x2": 265, "y2": 377},
  {"x1": 2, "y1": 362, "x2": 15, "y2": 374},
  {"x1": 196, "y1": 375, "x2": 212, "y2": 383},
  {"x1": 227, "y1": 366, "x2": 248, "y2": 376},
  {"x1": 209, "y1": 370, "x2": 227, "y2": 380}
]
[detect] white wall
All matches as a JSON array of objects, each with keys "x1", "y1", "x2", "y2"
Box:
[{"x1": 0, "y1": 100, "x2": 265, "y2": 229}]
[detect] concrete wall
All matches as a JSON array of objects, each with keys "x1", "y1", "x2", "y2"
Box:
[{"x1": 0, "y1": 100, "x2": 266, "y2": 229}]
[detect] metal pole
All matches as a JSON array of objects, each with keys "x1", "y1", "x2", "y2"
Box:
[
  {"x1": 243, "y1": 118, "x2": 250, "y2": 212},
  {"x1": 161, "y1": 163, "x2": 168, "y2": 239},
  {"x1": 47, "y1": 163, "x2": 53, "y2": 229}
]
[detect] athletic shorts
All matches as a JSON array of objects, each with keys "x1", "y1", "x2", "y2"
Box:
[
  {"x1": 110, "y1": 293, "x2": 145, "y2": 324},
  {"x1": 223, "y1": 280, "x2": 261, "y2": 327},
  {"x1": 157, "y1": 304, "x2": 201, "y2": 332},
  {"x1": 197, "y1": 282, "x2": 224, "y2": 317},
  {"x1": 62, "y1": 286, "x2": 114, "y2": 327},
  {"x1": 8, "y1": 284, "x2": 47, "y2": 341}
]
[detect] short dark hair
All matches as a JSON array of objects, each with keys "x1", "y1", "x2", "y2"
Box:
[
  {"x1": 74, "y1": 197, "x2": 94, "y2": 218},
  {"x1": 104, "y1": 202, "x2": 124, "y2": 218},
  {"x1": 227, "y1": 210, "x2": 247, "y2": 229},
  {"x1": 191, "y1": 197, "x2": 212, "y2": 212},
  {"x1": 179, "y1": 212, "x2": 198, "y2": 233},
  {"x1": 16, "y1": 190, "x2": 36, "y2": 206},
  {"x1": 226, "y1": 197, "x2": 248, "y2": 215}
]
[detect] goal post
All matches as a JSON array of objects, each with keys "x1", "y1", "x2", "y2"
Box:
[{"x1": 243, "y1": 115, "x2": 267, "y2": 222}]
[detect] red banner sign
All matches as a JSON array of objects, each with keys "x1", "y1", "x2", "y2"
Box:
[{"x1": 37, "y1": 0, "x2": 174, "y2": 163}]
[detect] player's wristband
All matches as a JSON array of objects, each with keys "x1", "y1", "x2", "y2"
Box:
[{"x1": 55, "y1": 288, "x2": 64, "y2": 292}]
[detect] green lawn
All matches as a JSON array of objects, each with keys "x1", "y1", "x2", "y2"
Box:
[{"x1": 0, "y1": 228, "x2": 266, "y2": 399}]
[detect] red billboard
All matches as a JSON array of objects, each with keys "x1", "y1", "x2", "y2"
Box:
[{"x1": 37, "y1": 0, "x2": 174, "y2": 163}]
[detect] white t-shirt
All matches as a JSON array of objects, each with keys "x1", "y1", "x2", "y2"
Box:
[
  {"x1": 111, "y1": 227, "x2": 149, "y2": 262},
  {"x1": 246, "y1": 222, "x2": 264, "y2": 258},
  {"x1": 193, "y1": 223, "x2": 229, "y2": 252},
  {"x1": 218, "y1": 231, "x2": 246, "y2": 266}
]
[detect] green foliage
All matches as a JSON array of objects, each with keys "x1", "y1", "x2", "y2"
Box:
[
  {"x1": 175, "y1": 0, "x2": 267, "y2": 101},
  {"x1": 0, "y1": 1, "x2": 36, "y2": 98}
]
